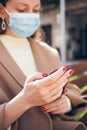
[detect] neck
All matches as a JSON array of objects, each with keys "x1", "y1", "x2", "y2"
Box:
[{"x1": 5, "y1": 27, "x2": 19, "y2": 38}]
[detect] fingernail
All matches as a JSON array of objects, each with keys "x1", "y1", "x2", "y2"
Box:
[
  {"x1": 41, "y1": 106, "x2": 45, "y2": 109},
  {"x1": 69, "y1": 70, "x2": 74, "y2": 75},
  {"x1": 42, "y1": 110, "x2": 47, "y2": 113},
  {"x1": 42, "y1": 73, "x2": 48, "y2": 77},
  {"x1": 67, "y1": 76, "x2": 70, "y2": 79},
  {"x1": 67, "y1": 70, "x2": 74, "y2": 79},
  {"x1": 63, "y1": 66, "x2": 67, "y2": 71},
  {"x1": 41, "y1": 107, "x2": 47, "y2": 111},
  {"x1": 41, "y1": 108, "x2": 47, "y2": 112}
]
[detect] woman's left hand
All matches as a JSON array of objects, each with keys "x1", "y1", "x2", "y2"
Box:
[{"x1": 41, "y1": 95, "x2": 72, "y2": 114}]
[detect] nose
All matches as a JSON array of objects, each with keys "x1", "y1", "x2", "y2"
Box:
[{"x1": 29, "y1": 8, "x2": 34, "y2": 13}]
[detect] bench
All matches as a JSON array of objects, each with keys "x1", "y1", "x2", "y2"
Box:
[{"x1": 69, "y1": 61, "x2": 87, "y2": 126}]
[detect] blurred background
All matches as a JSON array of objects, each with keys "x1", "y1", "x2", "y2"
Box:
[
  {"x1": 40, "y1": 1, "x2": 87, "y2": 126},
  {"x1": 40, "y1": 0, "x2": 87, "y2": 65}
]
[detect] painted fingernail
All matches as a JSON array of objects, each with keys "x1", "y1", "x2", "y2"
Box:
[
  {"x1": 63, "y1": 66, "x2": 67, "y2": 71},
  {"x1": 67, "y1": 76, "x2": 70, "y2": 79},
  {"x1": 42, "y1": 73, "x2": 48, "y2": 77},
  {"x1": 41, "y1": 108, "x2": 47, "y2": 112},
  {"x1": 69, "y1": 70, "x2": 74, "y2": 75},
  {"x1": 41, "y1": 107, "x2": 45, "y2": 109},
  {"x1": 67, "y1": 70, "x2": 74, "y2": 79},
  {"x1": 43, "y1": 110, "x2": 47, "y2": 113}
]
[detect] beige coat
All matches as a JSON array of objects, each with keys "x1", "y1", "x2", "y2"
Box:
[{"x1": 0, "y1": 38, "x2": 87, "y2": 130}]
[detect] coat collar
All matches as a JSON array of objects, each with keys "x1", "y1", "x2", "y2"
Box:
[
  {"x1": 0, "y1": 38, "x2": 50, "y2": 88},
  {"x1": 0, "y1": 37, "x2": 59, "y2": 88},
  {"x1": 0, "y1": 40, "x2": 26, "y2": 88}
]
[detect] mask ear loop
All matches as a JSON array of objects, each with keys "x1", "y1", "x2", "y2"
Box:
[
  {"x1": 4, "y1": 8, "x2": 10, "y2": 15},
  {"x1": 4, "y1": 8, "x2": 11, "y2": 26},
  {"x1": 2, "y1": 17, "x2": 6, "y2": 30}
]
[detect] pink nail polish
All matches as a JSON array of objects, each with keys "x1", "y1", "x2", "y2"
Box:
[
  {"x1": 43, "y1": 110, "x2": 47, "y2": 113},
  {"x1": 67, "y1": 76, "x2": 70, "y2": 79},
  {"x1": 63, "y1": 66, "x2": 67, "y2": 71},
  {"x1": 69, "y1": 70, "x2": 74, "y2": 75},
  {"x1": 42, "y1": 73, "x2": 48, "y2": 77}
]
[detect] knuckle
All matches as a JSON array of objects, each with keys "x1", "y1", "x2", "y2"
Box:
[
  {"x1": 56, "y1": 80, "x2": 61, "y2": 86},
  {"x1": 48, "y1": 77, "x2": 54, "y2": 83},
  {"x1": 56, "y1": 101, "x2": 59, "y2": 106},
  {"x1": 45, "y1": 100, "x2": 50, "y2": 104},
  {"x1": 36, "y1": 84, "x2": 40, "y2": 91},
  {"x1": 42, "y1": 97, "x2": 50, "y2": 104}
]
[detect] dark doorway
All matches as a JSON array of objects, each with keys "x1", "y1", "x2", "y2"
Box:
[
  {"x1": 85, "y1": 24, "x2": 87, "y2": 58},
  {"x1": 80, "y1": 25, "x2": 87, "y2": 59},
  {"x1": 41, "y1": 24, "x2": 52, "y2": 46}
]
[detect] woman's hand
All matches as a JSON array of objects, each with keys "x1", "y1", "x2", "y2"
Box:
[
  {"x1": 22, "y1": 66, "x2": 74, "y2": 109},
  {"x1": 41, "y1": 95, "x2": 72, "y2": 114},
  {"x1": 4, "y1": 66, "x2": 74, "y2": 129}
]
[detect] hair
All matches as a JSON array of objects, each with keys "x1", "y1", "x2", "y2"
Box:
[
  {"x1": 0, "y1": 0, "x2": 42, "y2": 40},
  {"x1": 0, "y1": 0, "x2": 8, "y2": 6}
]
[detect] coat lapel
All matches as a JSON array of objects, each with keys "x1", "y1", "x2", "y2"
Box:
[
  {"x1": 29, "y1": 38, "x2": 61, "y2": 74},
  {"x1": 0, "y1": 38, "x2": 60, "y2": 88},
  {"x1": 0, "y1": 40, "x2": 53, "y2": 130},
  {"x1": 0, "y1": 40, "x2": 26, "y2": 88}
]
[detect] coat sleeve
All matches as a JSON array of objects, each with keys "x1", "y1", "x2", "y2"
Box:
[{"x1": 66, "y1": 83, "x2": 87, "y2": 107}]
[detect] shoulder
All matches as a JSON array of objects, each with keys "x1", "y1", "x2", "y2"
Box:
[
  {"x1": 29, "y1": 37, "x2": 59, "y2": 57},
  {"x1": 29, "y1": 38, "x2": 61, "y2": 67},
  {"x1": 37, "y1": 40, "x2": 59, "y2": 57},
  {"x1": 37, "y1": 40, "x2": 61, "y2": 67}
]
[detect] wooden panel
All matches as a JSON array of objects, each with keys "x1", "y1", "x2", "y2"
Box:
[
  {"x1": 71, "y1": 75, "x2": 87, "y2": 88},
  {"x1": 71, "y1": 61, "x2": 87, "y2": 75}
]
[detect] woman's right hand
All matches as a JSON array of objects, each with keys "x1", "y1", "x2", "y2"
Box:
[{"x1": 21, "y1": 66, "x2": 74, "y2": 109}]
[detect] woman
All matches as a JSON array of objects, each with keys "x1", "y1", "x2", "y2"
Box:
[{"x1": 0, "y1": 0, "x2": 87, "y2": 130}]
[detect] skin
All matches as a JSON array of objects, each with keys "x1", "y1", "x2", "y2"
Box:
[
  {"x1": 42, "y1": 94, "x2": 71, "y2": 114},
  {"x1": 0, "y1": 0, "x2": 74, "y2": 128},
  {"x1": 0, "y1": 0, "x2": 41, "y2": 36}
]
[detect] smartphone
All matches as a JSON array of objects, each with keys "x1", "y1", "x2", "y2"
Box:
[
  {"x1": 49, "y1": 66, "x2": 74, "y2": 94},
  {"x1": 49, "y1": 66, "x2": 73, "y2": 75}
]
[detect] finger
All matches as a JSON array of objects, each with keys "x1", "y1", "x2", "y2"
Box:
[
  {"x1": 26, "y1": 72, "x2": 47, "y2": 83},
  {"x1": 56, "y1": 69, "x2": 74, "y2": 86},
  {"x1": 39, "y1": 81, "x2": 62, "y2": 95},
  {"x1": 51, "y1": 69, "x2": 74, "y2": 95},
  {"x1": 62, "y1": 69, "x2": 74, "y2": 80},
  {"x1": 40, "y1": 80, "x2": 68, "y2": 104},
  {"x1": 30, "y1": 67, "x2": 73, "y2": 90},
  {"x1": 41, "y1": 87, "x2": 62, "y2": 103},
  {"x1": 48, "y1": 91, "x2": 63, "y2": 103},
  {"x1": 48, "y1": 69, "x2": 74, "y2": 93},
  {"x1": 51, "y1": 105, "x2": 67, "y2": 114},
  {"x1": 42, "y1": 75, "x2": 68, "y2": 95},
  {"x1": 48, "y1": 66, "x2": 67, "y2": 82},
  {"x1": 46, "y1": 77, "x2": 69, "y2": 98},
  {"x1": 43, "y1": 96, "x2": 65, "y2": 108},
  {"x1": 42, "y1": 102, "x2": 56, "y2": 110},
  {"x1": 42, "y1": 106, "x2": 57, "y2": 113},
  {"x1": 55, "y1": 96, "x2": 66, "y2": 106},
  {"x1": 34, "y1": 66, "x2": 67, "y2": 88}
]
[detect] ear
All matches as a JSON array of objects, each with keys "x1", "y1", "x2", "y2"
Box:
[{"x1": 0, "y1": 4, "x2": 6, "y2": 17}]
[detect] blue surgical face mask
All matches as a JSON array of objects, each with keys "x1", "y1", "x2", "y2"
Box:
[{"x1": 5, "y1": 9, "x2": 41, "y2": 37}]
